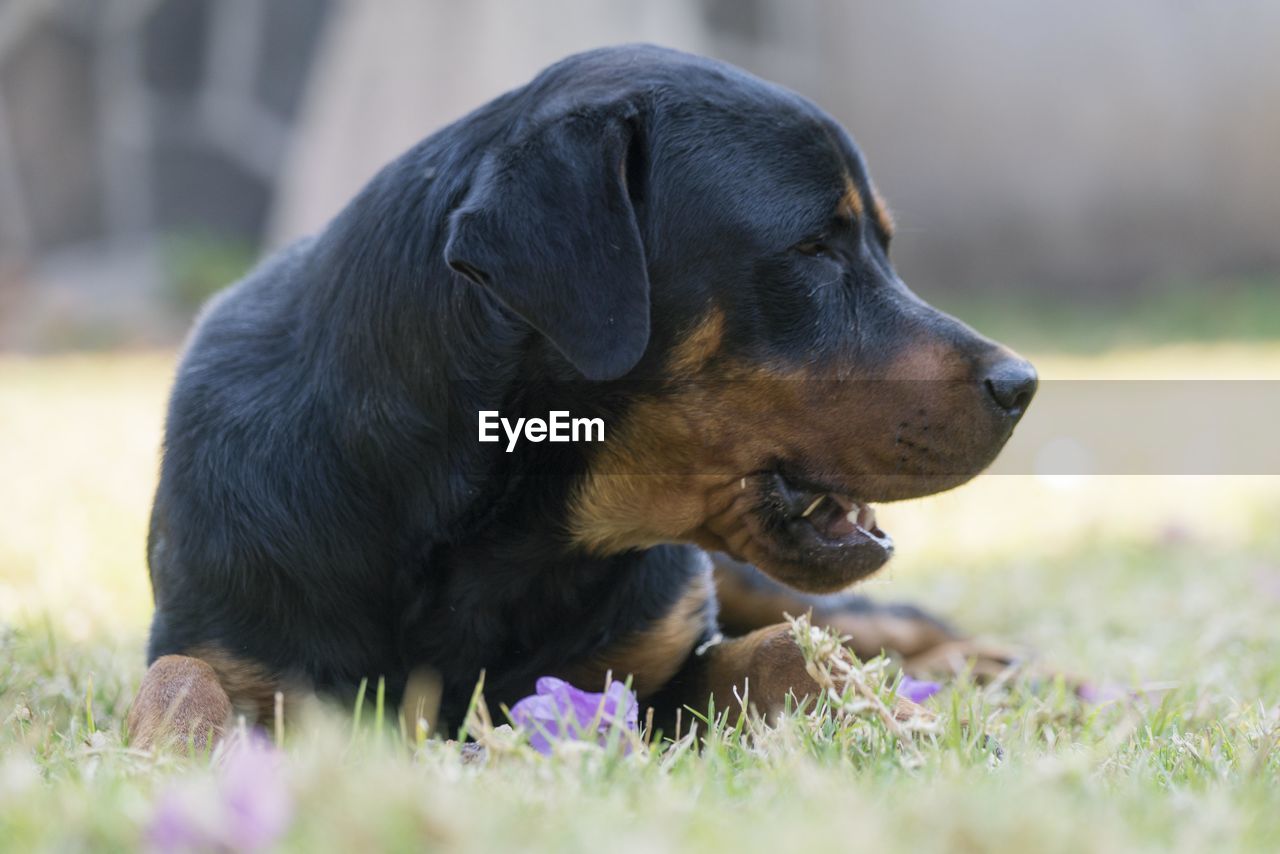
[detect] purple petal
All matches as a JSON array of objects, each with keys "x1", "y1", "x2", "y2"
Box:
[
  {"x1": 147, "y1": 788, "x2": 220, "y2": 853},
  {"x1": 145, "y1": 732, "x2": 292, "y2": 853},
  {"x1": 1252, "y1": 567, "x2": 1280, "y2": 602},
  {"x1": 1078, "y1": 682, "x2": 1128, "y2": 704},
  {"x1": 601, "y1": 681, "x2": 640, "y2": 733},
  {"x1": 509, "y1": 691, "x2": 565, "y2": 755},
  {"x1": 897, "y1": 675, "x2": 942, "y2": 704},
  {"x1": 219, "y1": 733, "x2": 293, "y2": 851},
  {"x1": 509, "y1": 677, "x2": 638, "y2": 754}
]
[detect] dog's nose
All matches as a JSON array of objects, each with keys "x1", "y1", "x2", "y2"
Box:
[{"x1": 982, "y1": 356, "x2": 1038, "y2": 421}]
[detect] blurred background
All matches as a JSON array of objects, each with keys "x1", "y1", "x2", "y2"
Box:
[
  {"x1": 1, "y1": 1, "x2": 1278, "y2": 685},
  {"x1": 2, "y1": 0, "x2": 1279, "y2": 350}
]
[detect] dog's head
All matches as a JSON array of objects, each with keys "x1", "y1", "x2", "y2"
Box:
[{"x1": 445, "y1": 46, "x2": 1036, "y2": 592}]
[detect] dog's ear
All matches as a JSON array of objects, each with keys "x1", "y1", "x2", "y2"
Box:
[{"x1": 444, "y1": 112, "x2": 649, "y2": 381}]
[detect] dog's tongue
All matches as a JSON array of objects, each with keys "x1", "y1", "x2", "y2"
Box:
[
  {"x1": 826, "y1": 513, "x2": 857, "y2": 539},
  {"x1": 803, "y1": 494, "x2": 874, "y2": 540}
]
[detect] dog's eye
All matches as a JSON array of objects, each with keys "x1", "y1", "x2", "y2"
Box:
[{"x1": 793, "y1": 239, "x2": 830, "y2": 258}]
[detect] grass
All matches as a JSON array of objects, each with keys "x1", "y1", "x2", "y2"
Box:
[
  {"x1": 2, "y1": 345, "x2": 1280, "y2": 852},
  {"x1": 924, "y1": 276, "x2": 1280, "y2": 356}
]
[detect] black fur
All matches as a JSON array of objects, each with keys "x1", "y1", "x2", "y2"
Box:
[{"x1": 146, "y1": 45, "x2": 1031, "y2": 729}]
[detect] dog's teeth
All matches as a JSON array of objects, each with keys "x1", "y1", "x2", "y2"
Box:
[
  {"x1": 847, "y1": 504, "x2": 876, "y2": 531},
  {"x1": 800, "y1": 495, "x2": 825, "y2": 518}
]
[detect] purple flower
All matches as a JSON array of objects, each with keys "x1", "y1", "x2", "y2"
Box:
[
  {"x1": 1078, "y1": 682, "x2": 1129, "y2": 704},
  {"x1": 1252, "y1": 566, "x2": 1280, "y2": 602},
  {"x1": 218, "y1": 733, "x2": 293, "y2": 851},
  {"x1": 147, "y1": 787, "x2": 217, "y2": 854},
  {"x1": 147, "y1": 731, "x2": 292, "y2": 853},
  {"x1": 509, "y1": 677, "x2": 639, "y2": 755},
  {"x1": 897, "y1": 675, "x2": 942, "y2": 704}
]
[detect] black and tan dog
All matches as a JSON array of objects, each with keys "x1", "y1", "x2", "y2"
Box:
[{"x1": 129, "y1": 45, "x2": 1036, "y2": 750}]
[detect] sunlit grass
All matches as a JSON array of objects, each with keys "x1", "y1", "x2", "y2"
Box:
[
  {"x1": 0, "y1": 354, "x2": 170, "y2": 639},
  {"x1": 926, "y1": 276, "x2": 1280, "y2": 356},
  {"x1": 2, "y1": 346, "x2": 1278, "y2": 851}
]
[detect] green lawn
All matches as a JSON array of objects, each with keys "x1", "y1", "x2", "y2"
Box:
[
  {"x1": 2, "y1": 347, "x2": 1279, "y2": 852},
  {"x1": 923, "y1": 276, "x2": 1280, "y2": 356}
]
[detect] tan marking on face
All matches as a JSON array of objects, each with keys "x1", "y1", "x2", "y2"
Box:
[
  {"x1": 568, "y1": 360, "x2": 783, "y2": 555},
  {"x1": 667, "y1": 306, "x2": 725, "y2": 377},
  {"x1": 561, "y1": 559, "x2": 713, "y2": 699},
  {"x1": 568, "y1": 321, "x2": 997, "y2": 576},
  {"x1": 870, "y1": 185, "x2": 895, "y2": 239},
  {"x1": 568, "y1": 357, "x2": 834, "y2": 557},
  {"x1": 838, "y1": 177, "x2": 865, "y2": 221}
]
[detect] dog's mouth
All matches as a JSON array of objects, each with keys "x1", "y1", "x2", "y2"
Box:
[
  {"x1": 700, "y1": 469, "x2": 895, "y2": 594},
  {"x1": 793, "y1": 489, "x2": 892, "y2": 550},
  {"x1": 773, "y1": 470, "x2": 894, "y2": 558}
]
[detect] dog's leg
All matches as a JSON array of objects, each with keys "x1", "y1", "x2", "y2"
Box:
[
  {"x1": 712, "y1": 555, "x2": 1021, "y2": 680},
  {"x1": 127, "y1": 648, "x2": 279, "y2": 752},
  {"x1": 127, "y1": 656, "x2": 233, "y2": 752},
  {"x1": 659, "y1": 623, "x2": 928, "y2": 726}
]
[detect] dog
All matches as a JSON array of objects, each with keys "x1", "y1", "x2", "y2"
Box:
[{"x1": 128, "y1": 45, "x2": 1036, "y2": 750}]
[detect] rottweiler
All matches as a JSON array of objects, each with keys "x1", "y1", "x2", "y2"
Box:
[{"x1": 128, "y1": 45, "x2": 1036, "y2": 750}]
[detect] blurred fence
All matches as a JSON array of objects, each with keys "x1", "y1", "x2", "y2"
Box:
[{"x1": 2, "y1": 0, "x2": 1278, "y2": 348}]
